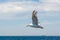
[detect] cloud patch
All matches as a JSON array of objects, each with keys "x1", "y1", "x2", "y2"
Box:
[{"x1": 0, "y1": 0, "x2": 60, "y2": 20}]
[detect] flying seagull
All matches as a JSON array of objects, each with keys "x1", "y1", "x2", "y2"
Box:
[{"x1": 27, "y1": 10, "x2": 43, "y2": 29}]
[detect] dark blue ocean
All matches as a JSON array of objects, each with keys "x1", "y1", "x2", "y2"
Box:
[{"x1": 0, "y1": 36, "x2": 60, "y2": 40}]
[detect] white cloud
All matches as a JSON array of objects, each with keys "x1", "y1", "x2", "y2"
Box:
[
  {"x1": 0, "y1": 0, "x2": 60, "y2": 20},
  {"x1": 40, "y1": 0, "x2": 60, "y2": 3},
  {"x1": 0, "y1": 2, "x2": 24, "y2": 13},
  {"x1": 0, "y1": 1, "x2": 38, "y2": 13},
  {"x1": 0, "y1": 2, "x2": 38, "y2": 20}
]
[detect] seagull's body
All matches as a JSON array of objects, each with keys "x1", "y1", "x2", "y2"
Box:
[{"x1": 27, "y1": 10, "x2": 43, "y2": 29}]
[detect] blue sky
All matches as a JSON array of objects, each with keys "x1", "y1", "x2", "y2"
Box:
[{"x1": 0, "y1": 0, "x2": 60, "y2": 36}]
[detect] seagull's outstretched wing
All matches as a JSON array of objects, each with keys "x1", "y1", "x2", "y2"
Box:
[{"x1": 32, "y1": 10, "x2": 38, "y2": 25}]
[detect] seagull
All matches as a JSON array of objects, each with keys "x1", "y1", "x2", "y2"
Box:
[{"x1": 27, "y1": 10, "x2": 43, "y2": 29}]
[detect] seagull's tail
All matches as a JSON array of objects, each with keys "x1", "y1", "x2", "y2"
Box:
[{"x1": 39, "y1": 26, "x2": 43, "y2": 29}]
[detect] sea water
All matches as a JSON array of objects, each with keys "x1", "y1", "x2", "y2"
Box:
[{"x1": 0, "y1": 36, "x2": 60, "y2": 40}]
